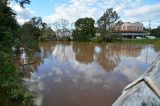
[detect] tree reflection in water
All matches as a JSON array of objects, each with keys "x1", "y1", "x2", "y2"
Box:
[
  {"x1": 73, "y1": 42, "x2": 94, "y2": 63},
  {"x1": 24, "y1": 41, "x2": 160, "y2": 106}
]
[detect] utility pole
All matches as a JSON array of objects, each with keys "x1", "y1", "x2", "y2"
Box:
[{"x1": 149, "y1": 20, "x2": 151, "y2": 36}]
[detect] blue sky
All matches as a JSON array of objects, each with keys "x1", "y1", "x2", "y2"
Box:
[{"x1": 10, "y1": 0, "x2": 160, "y2": 28}]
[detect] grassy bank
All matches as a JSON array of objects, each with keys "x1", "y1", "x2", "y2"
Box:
[
  {"x1": 40, "y1": 38, "x2": 160, "y2": 45},
  {"x1": 111, "y1": 39, "x2": 160, "y2": 45}
]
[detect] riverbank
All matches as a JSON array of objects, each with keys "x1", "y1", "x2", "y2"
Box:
[
  {"x1": 40, "y1": 39, "x2": 160, "y2": 45},
  {"x1": 108, "y1": 39, "x2": 160, "y2": 45},
  {"x1": 39, "y1": 37, "x2": 160, "y2": 47}
]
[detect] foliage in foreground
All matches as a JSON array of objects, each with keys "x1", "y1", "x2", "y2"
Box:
[
  {"x1": 0, "y1": 0, "x2": 36, "y2": 105},
  {"x1": 0, "y1": 32, "x2": 36, "y2": 106}
]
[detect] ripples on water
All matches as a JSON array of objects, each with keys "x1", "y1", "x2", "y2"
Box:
[{"x1": 26, "y1": 42, "x2": 160, "y2": 106}]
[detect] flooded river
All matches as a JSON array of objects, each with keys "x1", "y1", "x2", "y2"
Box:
[{"x1": 27, "y1": 42, "x2": 160, "y2": 106}]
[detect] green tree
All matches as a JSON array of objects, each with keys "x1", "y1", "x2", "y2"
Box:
[
  {"x1": 111, "y1": 20, "x2": 123, "y2": 40},
  {"x1": 97, "y1": 8, "x2": 120, "y2": 41},
  {"x1": 72, "y1": 17, "x2": 95, "y2": 41},
  {"x1": 0, "y1": 0, "x2": 35, "y2": 105},
  {"x1": 114, "y1": 20, "x2": 124, "y2": 30},
  {"x1": 19, "y1": 17, "x2": 44, "y2": 51},
  {"x1": 39, "y1": 25, "x2": 56, "y2": 41},
  {"x1": 150, "y1": 26, "x2": 160, "y2": 38},
  {"x1": 0, "y1": 0, "x2": 19, "y2": 35},
  {"x1": 8, "y1": 0, "x2": 31, "y2": 7},
  {"x1": 97, "y1": 8, "x2": 119, "y2": 30},
  {"x1": 28, "y1": 17, "x2": 43, "y2": 39}
]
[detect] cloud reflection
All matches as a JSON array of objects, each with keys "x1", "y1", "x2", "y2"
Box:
[
  {"x1": 27, "y1": 42, "x2": 160, "y2": 106},
  {"x1": 114, "y1": 57, "x2": 147, "y2": 81}
]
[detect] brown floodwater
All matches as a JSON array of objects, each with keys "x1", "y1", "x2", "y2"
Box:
[{"x1": 27, "y1": 41, "x2": 160, "y2": 106}]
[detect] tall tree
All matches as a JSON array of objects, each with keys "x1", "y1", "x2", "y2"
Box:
[
  {"x1": 97, "y1": 8, "x2": 119, "y2": 31},
  {"x1": 0, "y1": 0, "x2": 18, "y2": 33},
  {"x1": 10, "y1": 0, "x2": 30, "y2": 7},
  {"x1": 39, "y1": 25, "x2": 55, "y2": 41},
  {"x1": 19, "y1": 17, "x2": 44, "y2": 50},
  {"x1": 53, "y1": 19, "x2": 70, "y2": 40},
  {"x1": 53, "y1": 19, "x2": 69, "y2": 30},
  {"x1": 28, "y1": 17, "x2": 43, "y2": 39},
  {"x1": 97, "y1": 8, "x2": 120, "y2": 41},
  {"x1": 110, "y1": 20, "x2": 123, "y2": 40},
  {"x1": 72, "y1": 17, "x2": 95, "y2": 41}
]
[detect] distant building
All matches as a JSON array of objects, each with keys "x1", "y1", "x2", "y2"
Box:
[
  {"x1": 121, "y1": 22, "x2": 143, "y2": 32},
  {"x1": 116, "y1": 22, "x2": 147, "y2": 39}
]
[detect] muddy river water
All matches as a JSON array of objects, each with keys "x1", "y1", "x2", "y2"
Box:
[{"x1": 27, "y1": 42, "x2": 160, "y2": 106}]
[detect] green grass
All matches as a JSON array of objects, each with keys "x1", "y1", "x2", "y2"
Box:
[{"x1": 112, "y1": 39, "x2": 160, "y2": 45}]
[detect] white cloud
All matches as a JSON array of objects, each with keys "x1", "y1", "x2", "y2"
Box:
[
  {"x1": 9, "y1": 3, "x2": 34, "y2": 24},
  {"x1": 125, "y1": 3, "x2": 160, "y2": 17},
  {"x1": 9, "y1": 0, "x2": 159, "y2": 28},
  {"x1": 114, "y1": 57, "x2": 145, "y2": 81},
  {"x1": 43, "y1": 0, "x2": 98, "y2": 24},
  {"x1": 115, "y1": 4, "x2": 125, "y2": 13},
  {"x1": 43, "y1": 0, "x2": 146, "y2": 24},
  {"x1": 121, "y1": 3, "x2": 160, "y2": 27}
]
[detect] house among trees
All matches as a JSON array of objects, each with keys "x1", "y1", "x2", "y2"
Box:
[{"x1": 115, "y1": 22, "x2": 147, "y2": 39}]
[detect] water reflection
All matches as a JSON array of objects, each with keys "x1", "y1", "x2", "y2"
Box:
[
  {"x1": 73, "y1": 42, "x2": 94, "y2": 63},
  {"x1": 28, "y1": 42, "x2": 160, "y2": 106}
]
